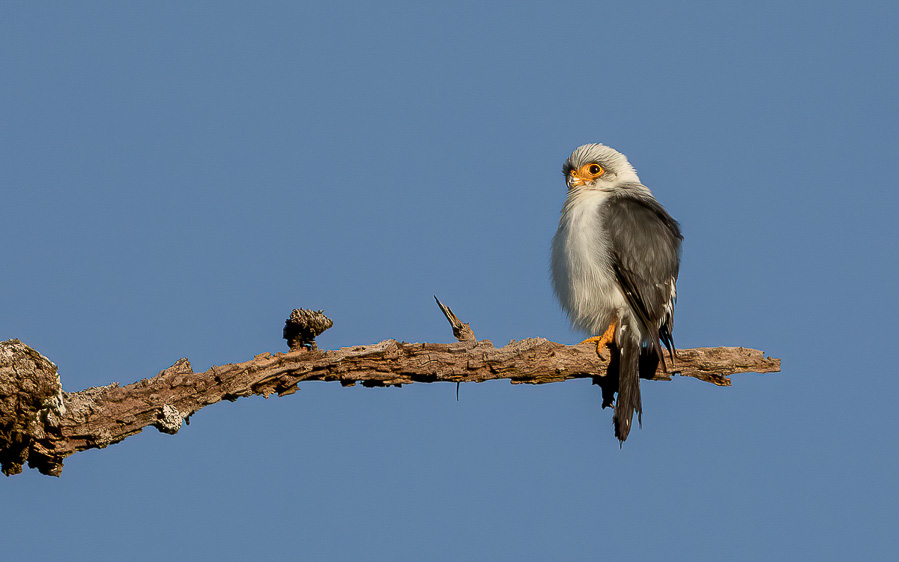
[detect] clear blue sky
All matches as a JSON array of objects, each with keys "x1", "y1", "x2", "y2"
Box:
[{"x1": 2, "y1": 2, "x2": 897, "y2": 559}]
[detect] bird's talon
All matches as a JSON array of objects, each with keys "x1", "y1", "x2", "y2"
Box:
[{"x1": 580, "y1": 321, "x2": 616, "y2": 361}]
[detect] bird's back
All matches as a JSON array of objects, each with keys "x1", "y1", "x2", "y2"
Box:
[{"x1": 601, "y1": 190, "x2": 682, "y2": 343}]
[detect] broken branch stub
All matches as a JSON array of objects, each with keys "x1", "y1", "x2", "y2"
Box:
[{"x1": 434, "y1": 296, "x2": 477, "y2": 342}]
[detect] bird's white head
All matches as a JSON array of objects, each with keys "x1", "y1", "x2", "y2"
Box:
[{"x1": 562, "y1": 143, "x2": 640, "y2": 191}]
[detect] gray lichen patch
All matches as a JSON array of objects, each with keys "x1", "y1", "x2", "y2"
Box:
[{"x1": 155, "y1": 404, "x2": 183, "y2": 434}]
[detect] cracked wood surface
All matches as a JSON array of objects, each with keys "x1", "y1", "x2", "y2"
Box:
[{"x1": 1, "y1": 335, "x2": 780, "y2": 477}]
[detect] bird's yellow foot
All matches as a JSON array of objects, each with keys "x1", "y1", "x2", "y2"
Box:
[{"x1": 580, "y1": 321, "x2": 616, "y2": 360}]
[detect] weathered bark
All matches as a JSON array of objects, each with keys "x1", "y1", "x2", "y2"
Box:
[{"x1": 0, "y1": 305, "x2": 780, "y2": 477}]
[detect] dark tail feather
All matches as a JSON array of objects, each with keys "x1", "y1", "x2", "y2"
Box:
[{"x1": 613, "y1": 340, "x2": 642, "y2": 444}]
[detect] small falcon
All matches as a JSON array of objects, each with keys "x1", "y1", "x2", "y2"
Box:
[{"x1": 551, "y1": 143, "x2": 682, "y2": 443}]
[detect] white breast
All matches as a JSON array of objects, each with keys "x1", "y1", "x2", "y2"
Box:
[{"x1": 550, "y1": 188, "x2": 628, "y2": 334}]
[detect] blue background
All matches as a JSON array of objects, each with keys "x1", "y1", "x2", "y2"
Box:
[{"x1": 2, "y1": 2, "x2": 897, "y2": 559}]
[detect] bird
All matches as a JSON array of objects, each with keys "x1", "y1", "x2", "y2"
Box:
[{"x1": 550, "y1": 143, "x2": 682, "y2": 443}]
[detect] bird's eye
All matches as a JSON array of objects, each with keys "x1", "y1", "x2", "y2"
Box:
[{"x1": 589, "y1": 164, "x2": 603, "y2": 175}]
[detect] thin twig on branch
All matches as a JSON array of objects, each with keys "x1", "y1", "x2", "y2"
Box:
[{"x1": 0, "y1": 302, "x2": 780, "y2": 477}]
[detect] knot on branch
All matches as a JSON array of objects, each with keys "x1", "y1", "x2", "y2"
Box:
[
  {"x1": 283, "y1": 309, "x2": 333, "y2": 351},
  {"x1": 0, "y1": 339, "x2": 65, "y2": 476}
]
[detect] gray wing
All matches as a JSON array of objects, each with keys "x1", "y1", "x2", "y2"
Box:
[{"x1": 602, "y1": 192, "x2": 682, "y2": 364}]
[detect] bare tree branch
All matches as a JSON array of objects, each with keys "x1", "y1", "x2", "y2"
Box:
[{"x1": 0, "y1": 304, "x2": 780, "y2": 477}]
